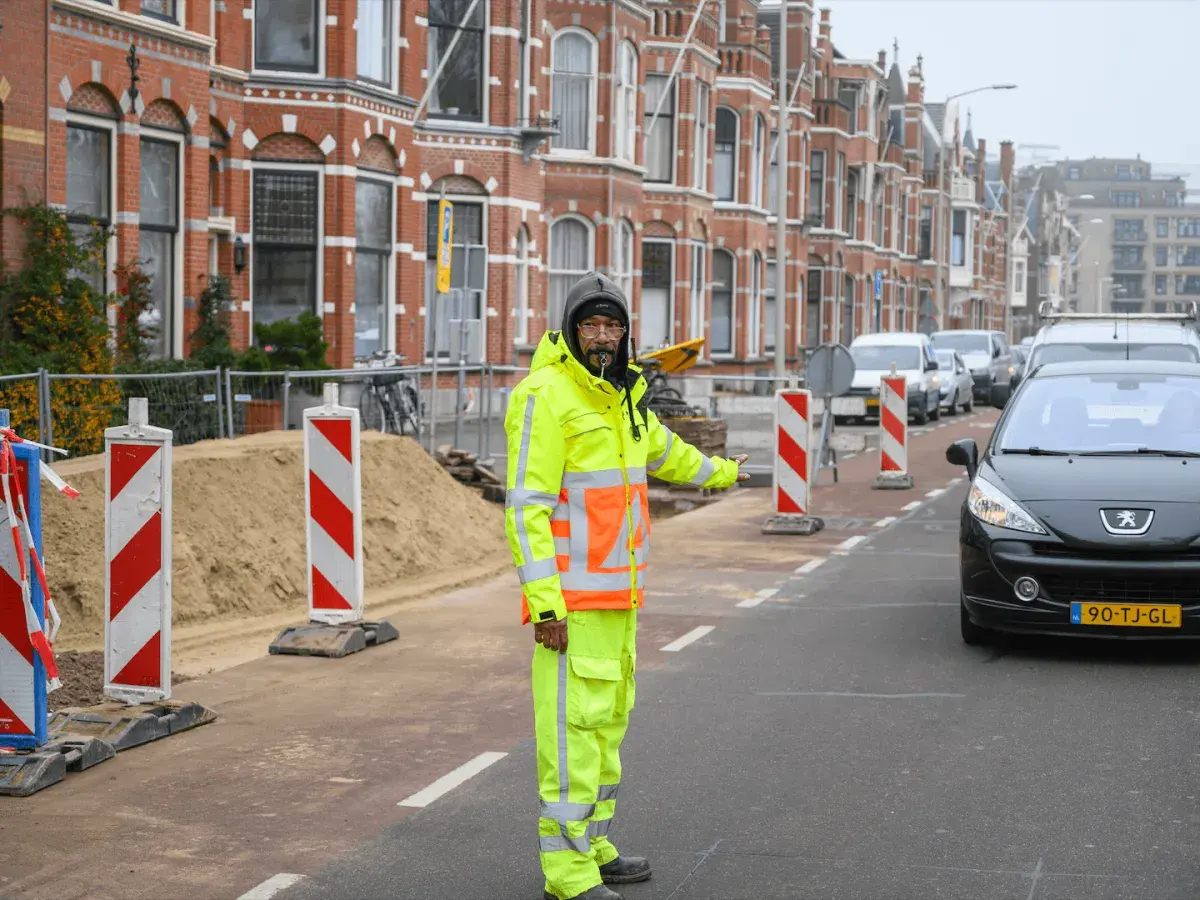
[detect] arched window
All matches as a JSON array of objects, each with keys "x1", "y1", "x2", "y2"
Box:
[
  {"x1": 514, "y1": 227, "x2": 530, "y2": 345},
  {"x1": 714, "y1": 108, "x2": 738, "y2": 202},
  {"x1": 615, "y1": 219, "x2": 634, "y2": 303},
  {"x1": 711, "y1": 249, "x2": 735, "y2": 356},
  {"x1": 749, "y1": 251, "x2": 763, "y2": 357},
  {"x1": 615, "y1": 42, "x2": 638, "y2": 162},
  {"x1": 548, "y1": 216, "x2": 594, "y2": 326},
  {"x1": 751, "y1": 114, "x2": 766, "y2": 207},
  {"x1": 550, "y1": 30, "x2": 596, "y2": 153}
]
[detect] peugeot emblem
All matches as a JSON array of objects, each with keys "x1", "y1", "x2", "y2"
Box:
[{"x1": 1099, "y1": 508, "x2": 1154, "y2": 536}]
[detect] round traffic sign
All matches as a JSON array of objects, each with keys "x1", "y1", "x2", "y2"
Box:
[{"x1": 805, "y1": 343, "x2": 855, "y2": 398}]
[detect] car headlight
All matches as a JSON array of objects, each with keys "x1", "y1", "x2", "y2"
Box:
[{"x1": 967, "y1": 476, "x2": 1047, "y2": 534}]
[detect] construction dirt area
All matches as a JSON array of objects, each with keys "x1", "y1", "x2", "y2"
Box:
[{"x1": 39, "y1": 430, "x2": 514, "y2": 707}]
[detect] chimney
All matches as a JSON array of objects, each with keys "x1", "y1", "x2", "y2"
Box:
[
  {"x1": 877, "y1": 48, "x2": 887, "y2": 69},
  {"x1": 1000, "y1": 140, "x2": 1015, "y2": 211},
  {"x1": 818, "y1": 7, "x2": 831, "y2": 43},
  {"x1": 755, "y1": 24, "x2": 772, "y2": 56}
]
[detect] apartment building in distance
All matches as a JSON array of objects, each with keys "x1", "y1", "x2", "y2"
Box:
[{"x1": 0, "y1": 0, "x2": 1017, "y2": 380}]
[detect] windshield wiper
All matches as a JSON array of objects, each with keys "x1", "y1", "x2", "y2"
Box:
[
  {"x1": 999, "y1": 447, "x2": 1072, "y2": 456},
  {"x1": 1074, "y1": 448, "x2": 1200, "y2": 458}
]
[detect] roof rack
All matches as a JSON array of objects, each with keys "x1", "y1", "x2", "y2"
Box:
[{"x1": 1037, "y1": 299, "x2": 1199, "y2": 322}]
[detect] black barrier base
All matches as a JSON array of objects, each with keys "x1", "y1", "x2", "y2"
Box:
[
  {"x1": 761, "y1": 514, "x2": 826, "y2": 536},
  {"x1": 872, "y1": 473, "x2": 915, "y2": 490},
  {"x1": 47, "y1": 700, "x2": 218, "y2": 753},
  {"x1": 269, "y1": 619, "x2": 400, "y2": 658},
  {"x1": 0, "y1": 749, "x2": 66, "y2": 797}
]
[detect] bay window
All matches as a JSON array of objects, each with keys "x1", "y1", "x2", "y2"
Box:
[
  {"x1": 689, "y1": 241, "x2": 706, "y2": 341},
  {"x1": 550, "y1": 30, "x2": 596, "y2": 153},
  {"x1": 355, "y1": 179, "x2": 392, "y2": 357},
  {"x1": 428, "y1": 0, "x2": 485, "y2": 121},
  {"x1": 749, "y1": 253, "x2": 762, "y2": 357},
  {"x1": 765, "y1": 259, "x2": 777, "y2": 353},
  {"x1": 514, "y1": 229, "x2": 530, "y2": 345},
  {"x1": 139, "y1": 138, "x2": 180, "y2": 359},
  {"x1": 141, "y1": 0, "x2": 178, "y2": 23},
  {"x1": 252, "y1": 170, "x2": 320, "y2": 330},
  {"x1": 805, "y1": 267, "x2": 822, "y2": 347},
  {"x1": 809, "y1": 150, "x2": 826, "y2": 224},
  {"x1": 692, "y1": 82, "x2": 710, "y2": 190},
  {"x1": 750, "y1": 115, "x2": 765, "y2": 207},
  {"x1": 644, "y1": 74, "x2": 675, "y2": 183},
  {"x1": 255, "y1": 0, "x2": 320, "y2": 73},
  {"x1": 357, "y1": 0, "x2": 393, "y2": 86},
  {"x1": 615, "y1": 220, "x2": 634, "y2": 302},
  {"x1": 548, "y1": 217, "x2": 593, "y2": 328},
  {"x1": 711, "y1": 250, "x2": 734, "y2": 355},
  {"x1": 615, "y1": 42, "x2": 638, "y2": 162},
  {"x1": 714, "y1": 108, "x2": 737, "y2": 202}
]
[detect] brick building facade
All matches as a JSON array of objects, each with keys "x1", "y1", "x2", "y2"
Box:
[{"x1": 0, "y1": 0, "x2": 1015, "y2": 376}]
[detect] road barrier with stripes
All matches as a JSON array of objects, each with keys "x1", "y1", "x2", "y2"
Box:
[
  {"x1": 873, "y1": 373, "x2": 914, "y2": 490},
  {"x1": 105, "y1": 398, "x2": 173, "y2": 703},
  {"x1": 761, "y1": 388, "x2": 824, "y2": 535},
  {"x1": 270, "y1": 383, "x2": 397, "y2": 657}
]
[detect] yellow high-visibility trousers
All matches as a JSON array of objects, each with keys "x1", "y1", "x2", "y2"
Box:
[{"x1": 533, "y1": 608, "x2": 637, "y2": 900}]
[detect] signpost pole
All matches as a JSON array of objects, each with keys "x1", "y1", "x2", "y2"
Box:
[{"x1": 431, "y1": 186, "x2": 453, "y2": 453}]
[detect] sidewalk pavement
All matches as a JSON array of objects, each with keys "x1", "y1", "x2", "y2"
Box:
[{"x1": 0, "y1": 409, "x2": 998, "y2": 900}]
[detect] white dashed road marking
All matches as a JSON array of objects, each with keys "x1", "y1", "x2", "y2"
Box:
[
  {"x1": 795, "y1": 558, "x2": 826, "y2": 575},
  {"x1": 835, "y1": 535, "x2": 867, "y2": 552},
  {"x1": 874, "y1": 516, "x2": 896, "y2": 527},
  {"x1": 237, "y1": 875, "x2": 306, "y2": 900},
  {"x1": 901, "y1": 500, "x2": 923, "y2": 511},
  {"x1": 925, "y1": 488, "x2": 946, "y2": 499},
  {"x1": 737, "y1": 588, "x2": 779, "y2": 609},
  {"x1": 661, "y1": 625, "x2": 716, "y2": 652},
  {"x1": 398, "y1": 752, "x2": 508, "y2": 808}
]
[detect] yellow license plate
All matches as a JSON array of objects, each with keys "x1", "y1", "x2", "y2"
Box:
[
  {"x1": 1070, "y1": 602, "x2": 1182, "y2": 627},
  {"x1": 866, "y1": 398, "x2": 879, "y2": 408}
]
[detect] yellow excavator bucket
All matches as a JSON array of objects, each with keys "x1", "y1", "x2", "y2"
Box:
[{"x1": 636, "y1": 337, "x2": 706, "y2": 374}]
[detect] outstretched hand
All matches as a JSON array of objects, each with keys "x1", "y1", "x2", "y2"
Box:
[
  {"x1": 534, "y1": 618, "x2": 568, "y2": 653},
  {"x1": 732, "y1": 454, "x2": 751, "y2": 482}
]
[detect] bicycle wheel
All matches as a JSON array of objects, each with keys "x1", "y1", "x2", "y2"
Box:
[
  {"x1": 398, "y1": 383, "x2": 422, "y2": 436},
  {"x1": 359, "y1": 386, "x2": 387, "y2": 433}
]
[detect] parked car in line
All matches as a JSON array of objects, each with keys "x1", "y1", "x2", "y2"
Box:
[
  {"x1": 930, "y1": 329, "x2": 1016, "y2": 407},
  {"x1": 946, "y1": 357, "x2": 1200, "y2": 645},
  {"x1": 1010, "y1": 345, "x2": 1028, "y2": 379},
  {"x1": 935, "y1": 349, "x2": 974, "y2": 415},
  {"x1": 833, "y1": 332, "x2": 942, "y2": 425},
  {"x1": 1008, "y1": 301, "x2": 1200, "y2": 397}
]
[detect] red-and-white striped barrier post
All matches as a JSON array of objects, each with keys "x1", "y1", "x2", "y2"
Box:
[
  {"x1": 762, "y1": 388, "x2": 824, "y2": 535},
  {"x1": 104, "y1": 398, "x2": 173, "y2": 704},
  {"x1": 874, "y1": 367, "x2": 914, "y2": 490},
  {"x1": 304, "y1": 383, "x2": 364, "y2": 625}
]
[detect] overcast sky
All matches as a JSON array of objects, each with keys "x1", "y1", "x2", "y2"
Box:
[{"x1": 819, "y1": 0, "x2": 1196, "y2": 173}]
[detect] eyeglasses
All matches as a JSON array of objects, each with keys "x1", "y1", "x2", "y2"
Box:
[{"x1": 578, "y1": 322, "x2": 626, "y2": 339}]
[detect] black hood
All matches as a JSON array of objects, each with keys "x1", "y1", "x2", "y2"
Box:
[{"x1": 560, "y1": 272, "x2": 632, "y2": 381}]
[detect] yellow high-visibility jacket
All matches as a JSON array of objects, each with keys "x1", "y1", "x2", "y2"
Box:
[{"x1": 504, "y1": 329, "x2": 740, "y2": 625}]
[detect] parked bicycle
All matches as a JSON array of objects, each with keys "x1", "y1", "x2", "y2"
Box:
[
  {"x1": 636, "y1": 337, "x2": 708, "y2": 419},
  {"x1": 353, "y1": 350, "x2": 424, "y2": 437}
]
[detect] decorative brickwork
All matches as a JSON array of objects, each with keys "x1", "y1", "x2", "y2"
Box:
[{"x1": 66, "y1": 83, "x2": 119, "y2": 118}]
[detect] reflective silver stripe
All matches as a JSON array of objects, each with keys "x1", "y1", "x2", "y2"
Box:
[
  {"x1": 586, "y1": 818, "x2": 612, "y2": 838},
  {"x1": 647, "y1": 428, "x2": 674, "y2": 472},
  {"x1": 562, "y1": 467, "x2": 648, "y2": 489},
  {"x1": 598, "y1": 783, "x2": 619, "y2": 802},
  {"x1": 626, "y1": 466, "x2": 648, "y2": 485},
  {"x1": 518, "y1": 557, "x2": 559, "y2": 584},
  {"x1": 514, "y1": 396, "x2": 540, "y2": 572},
  {"x1": 561, "y1": 569, "x2": 638, "y2": 591},
  {"x1": 540, "y1": 833, "x2": 591, "y2": 853},
  {"x1": 688, "y1": 455, "x2": 716, "y2": 487},
  {"x1": 541, "y1": 800, "x2": 596, "y2": 821},
  {"x1": 506, "y1": 488, "x2": 558, "y2": 509},
  {"x1": 554, "y1": 536, "x2": 570, "y2": 557},
  {"x1": 551, "y1": 502, "x2": 569, "y2": 521},
  {"x1": 557, "y1": 651, "x2": 569, "y2": 801}
]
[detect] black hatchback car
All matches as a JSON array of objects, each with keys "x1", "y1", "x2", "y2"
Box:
[{"x1": 947, "y1": 358, "x2": 1200, "y2": 644}]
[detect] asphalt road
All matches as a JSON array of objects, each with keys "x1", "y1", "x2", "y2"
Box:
[{"x1": 273, "y1": 485, "x2": 1200, "y2": 900}]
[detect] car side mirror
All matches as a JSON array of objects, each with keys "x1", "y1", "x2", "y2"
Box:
[
  {"x1": 946, "y1": 438, "x2": 978, "y2": 480},
  {"x1": 925, "y1": 359, "x2": 939, "y2": 372}
]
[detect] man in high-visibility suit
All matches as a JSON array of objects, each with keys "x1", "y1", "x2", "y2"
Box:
[{"x1": 504, "y1": 272, "x2": 749, "y2": 900}]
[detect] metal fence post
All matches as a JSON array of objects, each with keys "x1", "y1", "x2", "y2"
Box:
[
  {"x1": 36, "y1": 368, "x2": 49, "y2": 460},
  {"x1": 224, "y1": 368, "x2": 235, "y2": 439},
  {"x1": 214, "y1": 368, "x2": 225, "y2": 439},
  {"x1": 483, "y1": 364, "x2": 493, "y2": 459},
  {"x1": 282, "y1": 372, "x2": 292, "y2": 431},
  {"x1": 40, "y1": 371, "x2": 54, "y2": 461}
]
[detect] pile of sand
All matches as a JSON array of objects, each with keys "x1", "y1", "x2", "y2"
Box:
[{"x1": 39, "y1": 431, "x2": 511, "y2": 647}]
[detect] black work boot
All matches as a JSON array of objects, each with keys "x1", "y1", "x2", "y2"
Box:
[
  {"x1": 599, "y1": 855, "x2": 652, "y2": 884},
  {"x1": 542, "y1": 886, "x2": 624, "y2": 900}
]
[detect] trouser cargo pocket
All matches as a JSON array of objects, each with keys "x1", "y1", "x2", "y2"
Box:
[{"x1": 566, "y1": 654, "x2": 622, "y2": 729}]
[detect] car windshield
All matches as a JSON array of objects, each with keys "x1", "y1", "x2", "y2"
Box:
[
  {"x1": 996, "y1": 372, "x2": 1200, "y2": 454},
  {"x1": 933, "y1": 333, "x2": 991, "y2": 354},
  {"x1": 935, "y1": 350, "x2": 956, "y2": 370},
  {"x1": 1029, "y1": 342, "x2": 1200, "y2": 368},
  {"x1": 850, "y1": 345, "x2": 921, "y2": 370}
]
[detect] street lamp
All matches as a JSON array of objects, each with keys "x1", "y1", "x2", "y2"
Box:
[{"x1": 934, "y1": 83, "x2": 1017, "y2": 331}]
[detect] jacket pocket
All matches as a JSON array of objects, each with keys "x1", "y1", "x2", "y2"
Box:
[
  {"x1": 563, "y1": 411, "x2": 611, "y2": 440},
  {"x1": 566, "y1": 654, "x2": 623, "y2": 728}
]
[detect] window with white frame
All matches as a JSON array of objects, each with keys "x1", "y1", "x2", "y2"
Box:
[
  {"x1": 65, "y1": 123, "x2": 112, "y2": 295},
  {"x1": 693, "y1": 82, "x2": 710, "y2": 190},
  {"x1": 425, "y1": 199, "x2": 486, "y2": 359},
  {"x1": 1013, "y1": 258, "x2": 1027, "y2": 296},
  {"x1": 550, "y1": 30, "x2": 596, "y2": 153},
  {"x1": 768, "y1": 130, "x2": 779, "y2": 214},
  {"x1": 141, "y1": 0, "x2": 179, "y2": 23},
  {"x1": 615, "y1": 220, "x2": 634, "y2": 302},
  {"x1": 548, "y1": 217, "x2": 593, "y2": 328},
  {"x1": 749, "y1": 252, "x2": 762, "y2": 357},
  {"x1": 750, "y1": 115, "x2": 765, "y2": 207},
  {"x1": 139, "y1": 137, "x2": 180, "y2": 359},
  {"x1": 714, "y1": 108, "x2": 737, "y2": 202},
  {"x1": 615, "y1": 42, "x2": 638, "y2": 162},
  {"x1": 355, "y1": 179, "x2": 392, "y2": 357},
  {"x1": 255, "y1": 0, "x2": 320, "y2": 73},
  {"x1": 805, "y1": 266, "x2": 822, "y2": 347},
  {"x1": 644, "y1": 74, "x2": 675, "y2": 183},
  {"x1": 252, "y1": 170, "x2": 321, "y2": 330},
  {"x1": 514, "y1": 228, "x2": 530, "y2": 345},
  {"x1": 809, "y1": 150, "x2": 825, "y2": 224},
  {"x1": 711, "y1": 249, "x2": 734, "y2": 355},
  {"x1": 765, "y1": 258, "x2": 777, "y2": 353},
  {"x1": 640, "y1": 238, "x2": 673, "y2": 348},
  {"x1": 357, "y1": 0, "x2": 393, "y2": 86},
  {"x1": 428, "y1": 0, "x2": 485, "y2": 121},
  {"x1": 689, "y1": 241, "x2": 706, "y2": 341}
]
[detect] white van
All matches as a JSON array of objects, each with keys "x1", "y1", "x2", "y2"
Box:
[{"x1": 832, "y1": 332, "x2": 942, "y2": 425}]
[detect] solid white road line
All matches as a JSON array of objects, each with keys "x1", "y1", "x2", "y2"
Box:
[
  {"x1": 795, "y1": 558, "x2": 826, "y2": 574},
  {"x1": 398, "y1": 752, "x2": 508, "y2": 808},
  {"x1": 237, "y1": 875, "x2": 306, "y2": 900},
  {"x1": 836, "y1": 535, "x2": 867, "y2": 551},
  {"x1": 925, "y1": 488, "x2": 946, "y2": 498},
  {"x1": 661, "y1": 625, "x2": 716, "y2": 652},
  {"x1": 873, "y1": 516, "x2": 896, "y2": 528},
  {"x1": 901, "y1": 500, "x2": 923, "y2": 511}
]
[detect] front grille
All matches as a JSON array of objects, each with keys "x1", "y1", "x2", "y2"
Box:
[
  {"x1": 1041, "y1": 573, "x2": 1200, "y2": 606},
  {"x1": 1031, "y1": 545, "x2": 1200, "y2": 561}
]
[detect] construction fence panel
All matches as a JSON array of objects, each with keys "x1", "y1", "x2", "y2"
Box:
[
  {"x1": 45, "y1": 371, "x2": 223, "y2": 459},
  {"x1": 0, "y1": 374, "x2": 44, "y2": 449}
]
